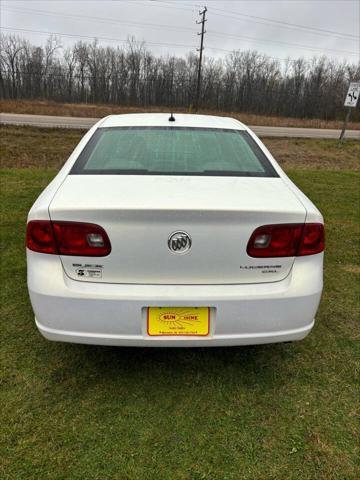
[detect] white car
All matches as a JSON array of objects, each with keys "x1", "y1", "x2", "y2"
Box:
[{"x1": 26, "y1": 114, "x2": 324, "y2": 347}]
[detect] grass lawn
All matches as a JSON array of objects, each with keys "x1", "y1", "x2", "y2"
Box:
[{"x1": 1, "y1": 127, "x2": 359, "y2": 479}]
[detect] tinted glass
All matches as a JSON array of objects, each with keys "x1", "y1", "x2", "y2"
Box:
[{"x1": 71, "y1": 127, "x2": 278, "y2": 177}]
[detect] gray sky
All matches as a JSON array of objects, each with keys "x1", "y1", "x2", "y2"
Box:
[{"x1": 1, "y1": 0, "x2": 359, "y2": 64}]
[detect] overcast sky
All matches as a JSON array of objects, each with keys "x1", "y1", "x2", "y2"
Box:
[{"x1": 1, "y1": 0, "x2": 359, "y2": 64}]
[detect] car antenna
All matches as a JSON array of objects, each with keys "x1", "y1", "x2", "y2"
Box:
[{"x1": 169, "y1": 112, "x2": 175, "y2": 122}]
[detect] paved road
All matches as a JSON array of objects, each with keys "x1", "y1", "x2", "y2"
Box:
[{"x1": 1, "y1": 112, "x2": 359, "y2": 139}]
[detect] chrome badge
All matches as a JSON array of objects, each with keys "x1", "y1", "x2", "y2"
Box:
[{"x1": 168, "y1": 231, "x2": 192, "y2": 254}]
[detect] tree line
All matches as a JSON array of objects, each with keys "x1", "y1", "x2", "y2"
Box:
[{"x1": 1, "y1": 33, "x2": 359, "y2": 120}]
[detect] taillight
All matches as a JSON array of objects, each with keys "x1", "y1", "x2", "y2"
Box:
[
  {"x1": 247, "y1": 223, "x2": 324, "y2": 258},
  {"x1": 26, "y1": 221, "x2": 111, "y2": 256},
  {"x1": 26, "y1": 220, "x2": 57, "y2": 254},
  {"x1": 298, "y1": 223, "x2": 325, "y2": 256}
]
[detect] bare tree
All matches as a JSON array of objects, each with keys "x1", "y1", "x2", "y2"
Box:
[
  {"x1": 0, "y1": 34, "x2": 25, "y2": 98},
  {"x1": 1, "y1": 33, "x2": 359, "y2": 122}
]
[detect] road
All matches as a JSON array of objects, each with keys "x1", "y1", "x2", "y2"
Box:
[{"x1": 1, "y1": 112, "x2": 359, "y2": 139}]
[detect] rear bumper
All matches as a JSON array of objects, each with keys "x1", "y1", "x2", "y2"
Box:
[
  {"x1": 35, "y1": 318, "x2": 315, "y2": 346},
  {"x1": 28, "y1": 251, "x2": 323, "y2": 347}
]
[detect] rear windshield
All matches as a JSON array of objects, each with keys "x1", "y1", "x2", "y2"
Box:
[{"x1": 70, "y1": 127, "x2": 278, "y2": 177}]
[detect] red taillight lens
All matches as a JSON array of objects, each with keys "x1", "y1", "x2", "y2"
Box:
[
  {"x1": 53, "y1": 222, "x2": 111, "y2": 256},
  {"x1": 298, "y1": 223, "x2": 325, "y2": 256},
  {"x1": 26, "y1": 221, "x2": 111, "y2": 256},
  {"x1": 247, "y1": 224, "x2": 303, "y2": 257},
  {"x1": 247, "y1": 223, "x2": 324, "y2": 258},
  {"x1": 26, "y1": 220, "x2": 57, "y2": 254}
]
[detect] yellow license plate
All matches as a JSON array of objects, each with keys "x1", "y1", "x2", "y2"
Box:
[{"x1": 147, "y1": 307, "x2": 210, "y2": 336}]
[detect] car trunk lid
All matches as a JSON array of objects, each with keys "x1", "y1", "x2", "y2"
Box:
[{"x1": 49, "y1": 175, "x2": 306, "y2": 284}]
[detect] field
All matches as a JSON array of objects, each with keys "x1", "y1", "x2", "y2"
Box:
[
  {"x1": 1, "y1": 126, "x2": 359, "y2": 479},
  {"x1": 1, "y1": 125, "x2": 359, "y2": 171},
  {"x1": 2, "y1": 99, "x2": 360, "y2": 130}
]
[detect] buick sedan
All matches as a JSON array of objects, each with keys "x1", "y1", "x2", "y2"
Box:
[{"x1": 26, "y1": 114, "x2": 324, "y2": 346}]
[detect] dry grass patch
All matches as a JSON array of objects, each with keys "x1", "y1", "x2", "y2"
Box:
[
  {"x1": 2, "y1": 99, "x2": 360, "y2": 130},
  {"x1": 342, "y1": 265, "x2": 360, "y2": 274},
  {"x1": 0, "y1": 125, "x2": 83, "y2": 169},
  {"x1": 264, "y1": 137, "x2": 360, "y2": 171},
  {"x1": 1, "y1": 125, "x2": 359, "y2": 171}
]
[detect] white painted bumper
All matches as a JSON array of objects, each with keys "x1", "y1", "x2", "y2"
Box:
[{"x1": 27, "y1": 251, "x2": 323, "y2": 347}]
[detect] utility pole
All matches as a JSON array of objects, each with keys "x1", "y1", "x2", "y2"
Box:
[{"x1": 195, "y1": 6, "x2": 207, "y2": 111}]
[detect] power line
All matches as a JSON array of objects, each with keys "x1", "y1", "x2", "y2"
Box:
[
  {"x1": 207, "y1": 30, "x2": 359, "y2": 57},
  {"x1": 2, "y1": 4, "x2": 358, "y2": 57},
  {"x1": 149, "y1": 0, "x2": 359, "y2": 40},
  {"x1": 210, "y1": 5, "x2": 360, "y2": 40},
  {"x1": 2, "y1": 25, "x2": 291, "y2": 64},
  {"x1": 1, "y1": 6, "x2": 197, "y2": 35},
  {"x1": 0, "y1": 25, "x2": 221, "y2": 55},
  {"x1": 0, "y1": 27, "x2": 322, "y2": 63},
  {"x1": 2, "y1": 0, "x2": 355, "y2": 48},
  {"x1": 1, "y1": 27, "x2": 199, "y2": 50},
  {"x1": 2, "y1": 19, "x2": 358, "y2": 59}
]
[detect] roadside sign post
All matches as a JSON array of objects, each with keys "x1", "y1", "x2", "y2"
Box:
[
  {"x1": 339, "y1": 108, "x2": 352, "y2": 141},
  {"x1": 339, "y1": 82, "x2": 360, "y2": 141}
]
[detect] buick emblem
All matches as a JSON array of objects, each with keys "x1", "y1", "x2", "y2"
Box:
[{"x1": 168, "y1": 231, "x2": 192, "y2": 254}]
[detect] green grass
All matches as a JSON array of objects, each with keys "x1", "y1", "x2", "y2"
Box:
[{"x1": 1, "y1": 137, "x2": 359, "y2": 479}]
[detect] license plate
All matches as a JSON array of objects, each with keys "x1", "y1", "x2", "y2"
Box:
[{"x1": 147, "y1": 307, "x2": 210, "y2": 336}]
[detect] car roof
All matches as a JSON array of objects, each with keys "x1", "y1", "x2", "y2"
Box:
[{"x1": 99, "y1": 113, "x2": 247, "y2": 130}]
